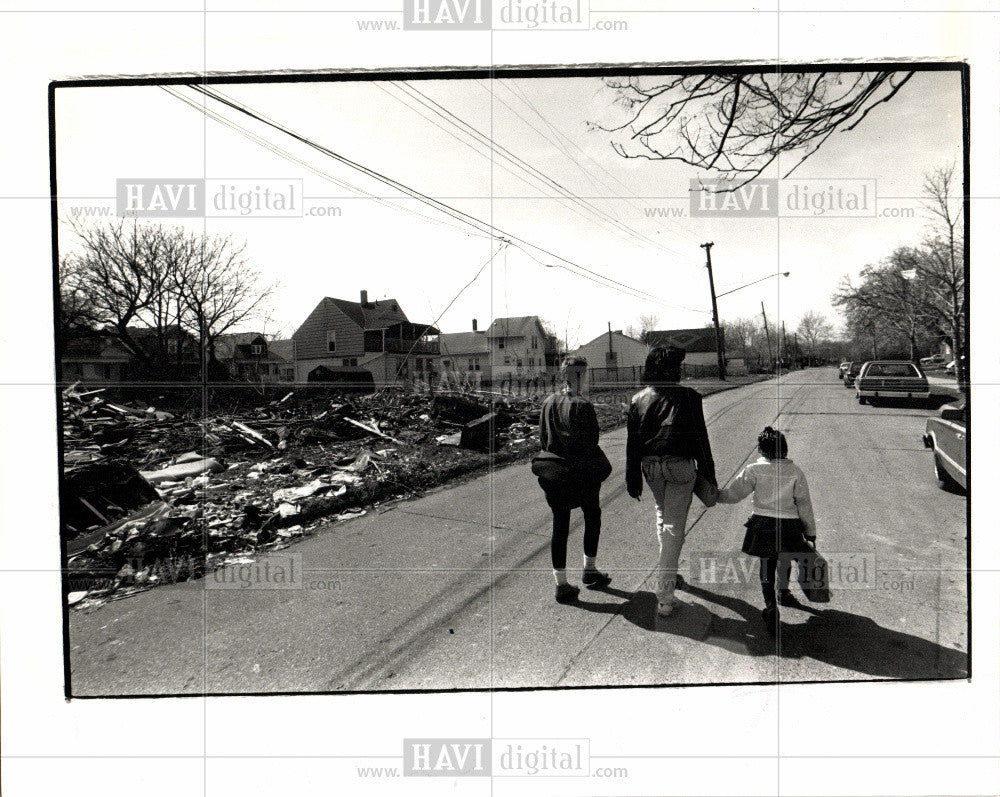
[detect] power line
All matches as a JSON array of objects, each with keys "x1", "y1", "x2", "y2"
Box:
[
  {"x1": 162, "y1": 86, "x2": 494, "y2": 243},
  {"x1": 499, "y1": 78, "x2": 706, "y2": 250},
  {"x1": 377, "y1": 82, "x2": 656, "y2": 254},
  {"x1": 181, "y1": 84, "x2": 694, "y2": 311},
  {"x1": 510, "y1": 243, "x2": 709, "y2": 316},
  {"x1": 502, "y1": 79, "x2": 645, "y2": 209},
  {"x1": 395, "y1": 80, "x2": 676, "y2": 257},
  {"x1": 387, "y1": 241, "x2": 506, "y2": 388},
  {"x1": 474, "y1": 78, "x2": 699, "y2": 260}
]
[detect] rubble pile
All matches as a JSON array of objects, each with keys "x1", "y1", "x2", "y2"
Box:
[{"x1": 61, "y1": 384, "x2": 595, "y2": 608}]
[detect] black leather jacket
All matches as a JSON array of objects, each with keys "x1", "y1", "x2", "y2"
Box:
[{"x1": 625, "y1": 384, "x2": 716, "y2": 492}]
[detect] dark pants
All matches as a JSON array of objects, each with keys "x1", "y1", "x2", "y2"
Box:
[
  {"x1": 539, "y1": 478, "x2": 602, "y2": 570},
  {"x1": 760, "y1": 556, "x2": 795, "y2": 608}
]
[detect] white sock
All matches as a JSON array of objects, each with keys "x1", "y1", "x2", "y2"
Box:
[
  {"x1": 584, "y1": 556, "x2": 598, "y2": 572},
  {"x1": 553, "y1": 568, "x2": 568, "y2": 586}
]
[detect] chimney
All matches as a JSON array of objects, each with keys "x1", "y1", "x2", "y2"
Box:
[
  {"x1": 360, "y1": 290, "x2": 368, "y2": 306},
  {"x1": 472, "y1": 318, "x2": 478, "y2": 331}
]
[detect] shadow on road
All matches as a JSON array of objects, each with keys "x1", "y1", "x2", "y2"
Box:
[{"x1": 573, "y1": 582, "x2": 968, "y2": 681}]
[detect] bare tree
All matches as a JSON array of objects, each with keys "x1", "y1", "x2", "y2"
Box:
[
  {"x1": 57, "y1": 255, "x2": 104, "y2": 344},
  {"x1": 597, "y1": 72, "x2": 914, "y2": 190},
  {"x1": 625, "y1": 313, "x2": 660, "y2": 344},
  {"x1": 833, "y1": 164, "x2": 965, "y2": 386},
  {"x1": 919, "y1": 163, "x2": 966, "y2": 387},
  {"x1": 173, "y1": 232, "x2": 275, "y2": 373},
  {"x1": 796, "y1": 311, "x2": 833, "y2": 362},
  {"x1": 721, "y1": 316, "x2": 765, "y2": 368},
  {"x1": 63, "y1": 217, "x2": 165, "y2": 369},
  {"x1": 61, "y1": 218, "x2": 275, "y2": 379},
  {"x1": 539, "y1": 319, "x2": 564, "y2": 366}
]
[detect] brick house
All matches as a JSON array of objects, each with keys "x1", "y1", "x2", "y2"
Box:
[{"x1": 292, "y1": 291, "x2": 439, "y2": 386}]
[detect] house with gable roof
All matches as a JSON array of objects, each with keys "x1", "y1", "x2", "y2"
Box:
[
  {"x1": 485, "y1": 315, "x2": 554, "y2": 381},
  {"x1": 292, "y1": 290, "x2": 439, "y2": 386}
]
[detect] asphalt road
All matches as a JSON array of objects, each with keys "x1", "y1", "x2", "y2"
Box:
[{"x1": 68, "y1": 368, "x2": 968, "y2": 695}]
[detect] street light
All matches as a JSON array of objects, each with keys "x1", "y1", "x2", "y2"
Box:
[
  {"x1": 706, "y1": 266, "x2": 789, "y2": 379},
  {"x1": 900, "y1": 268, "x2": 917, "y2": 361}
]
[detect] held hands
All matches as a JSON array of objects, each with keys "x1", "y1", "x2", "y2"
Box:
[{"x1": 626, "y1": 476, "x2": 642, "y2": 501}]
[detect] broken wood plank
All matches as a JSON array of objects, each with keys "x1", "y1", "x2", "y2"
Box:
[
  {"x1": 231, "y1": 420, "x2": 275, "y2": 447},
  {"x1": 344, "y1": 417, "x2": 403, "y2": 445}
]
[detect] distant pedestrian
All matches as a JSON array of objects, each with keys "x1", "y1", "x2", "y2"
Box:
[
  {"x1": 626, "y1": 346, "x2": 717, "y2": 616},
  {"x1": 716, "y1": 426, "x2": 817, "y2": 636},
  {"x1": 532, "y1": 356, "x2": 613, "y2": 603}
]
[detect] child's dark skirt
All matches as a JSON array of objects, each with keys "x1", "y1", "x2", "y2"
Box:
[{"x1": 741, "y1": 514, "x2": 810, "y2": 558}]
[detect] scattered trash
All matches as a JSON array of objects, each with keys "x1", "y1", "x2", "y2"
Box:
[
  {"x1": 140, "y1": 457, "x2": 224, "y2": 484},
  {"x1": 60, "y1": 383, "x2": 621, "y2": 608},
  {"x1": 460, "y1": 412, "x2": 498, "y2": 452}
]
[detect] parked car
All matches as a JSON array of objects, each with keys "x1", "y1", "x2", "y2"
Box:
[
  {"x1": 919, "y1": 353, "x2": 947, "y2": 370},
  {"x1": 944, "y1": 360, "x2": 956, "y2": 375},
  {"x1": 855, "y1": 360, "x2": 930, "y2": 404},
  {"x1": 923, "y1": 399, "x2": 967, "y2": 491},
  {"x1": 844, "y1": 361, "x2": 865, "y2": 388},
  {"x1": 838, "y1": 361, "x2": 851, "y2": 380}
]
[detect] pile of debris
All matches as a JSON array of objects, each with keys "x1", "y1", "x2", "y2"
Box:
[{"x1": 61, "y1": 384, "x2": 557, "y2": 608}]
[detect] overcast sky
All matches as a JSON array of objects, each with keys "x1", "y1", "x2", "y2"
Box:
[{"x1": 55, "y1": 70, "x2": 962, "y2": 348}]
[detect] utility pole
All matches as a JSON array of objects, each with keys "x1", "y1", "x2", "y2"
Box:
[
  {"x1": 761, "y1": 302, "x2": 774, "y2": 372},
  {"x1": 700, "y1": 242, "x2": 726, "y2": 381},
  {"x1": 781, "y1": 321, "x2": 788, "y2": 370}
]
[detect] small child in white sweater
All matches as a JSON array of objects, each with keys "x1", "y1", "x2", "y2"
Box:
[{"x1": 717, "y1": 427, "x2": 817, "y2": 634}]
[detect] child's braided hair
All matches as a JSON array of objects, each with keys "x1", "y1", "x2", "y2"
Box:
[{"x1": 758, "y1": 426, "x2": 788, "y2": 460}]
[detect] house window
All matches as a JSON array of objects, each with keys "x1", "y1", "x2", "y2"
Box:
[
  {"x1": 516, "y1": 358, "x2": 523, "y2": 368},
  {"x1": 498, "y1": 338, "x2": 505, "y2": 349},
  {"x1": 443, "y1": 359, "x2": 451, "y2": 369},
  {"x1": 504, "y1": 355, "x2": 510, "y2": 365},
  {"x1": 528, "y1": 357, "x2": 534, "y2": 367},
  {"x1": 531, "y1": 335, "x2": 538, "y2": 349},
  {"x1": 103, "y1": 364, "x2": 113, "y2": 379},
  {"x1": 327, "y1": 331, "x2": 337, "y2": 352},
  {"x1": 251, "y1": 344, "x2": 263, "y2": 355},
  {"x1": 342, "y1": 358, "x2": 357, "y2": 367}
]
